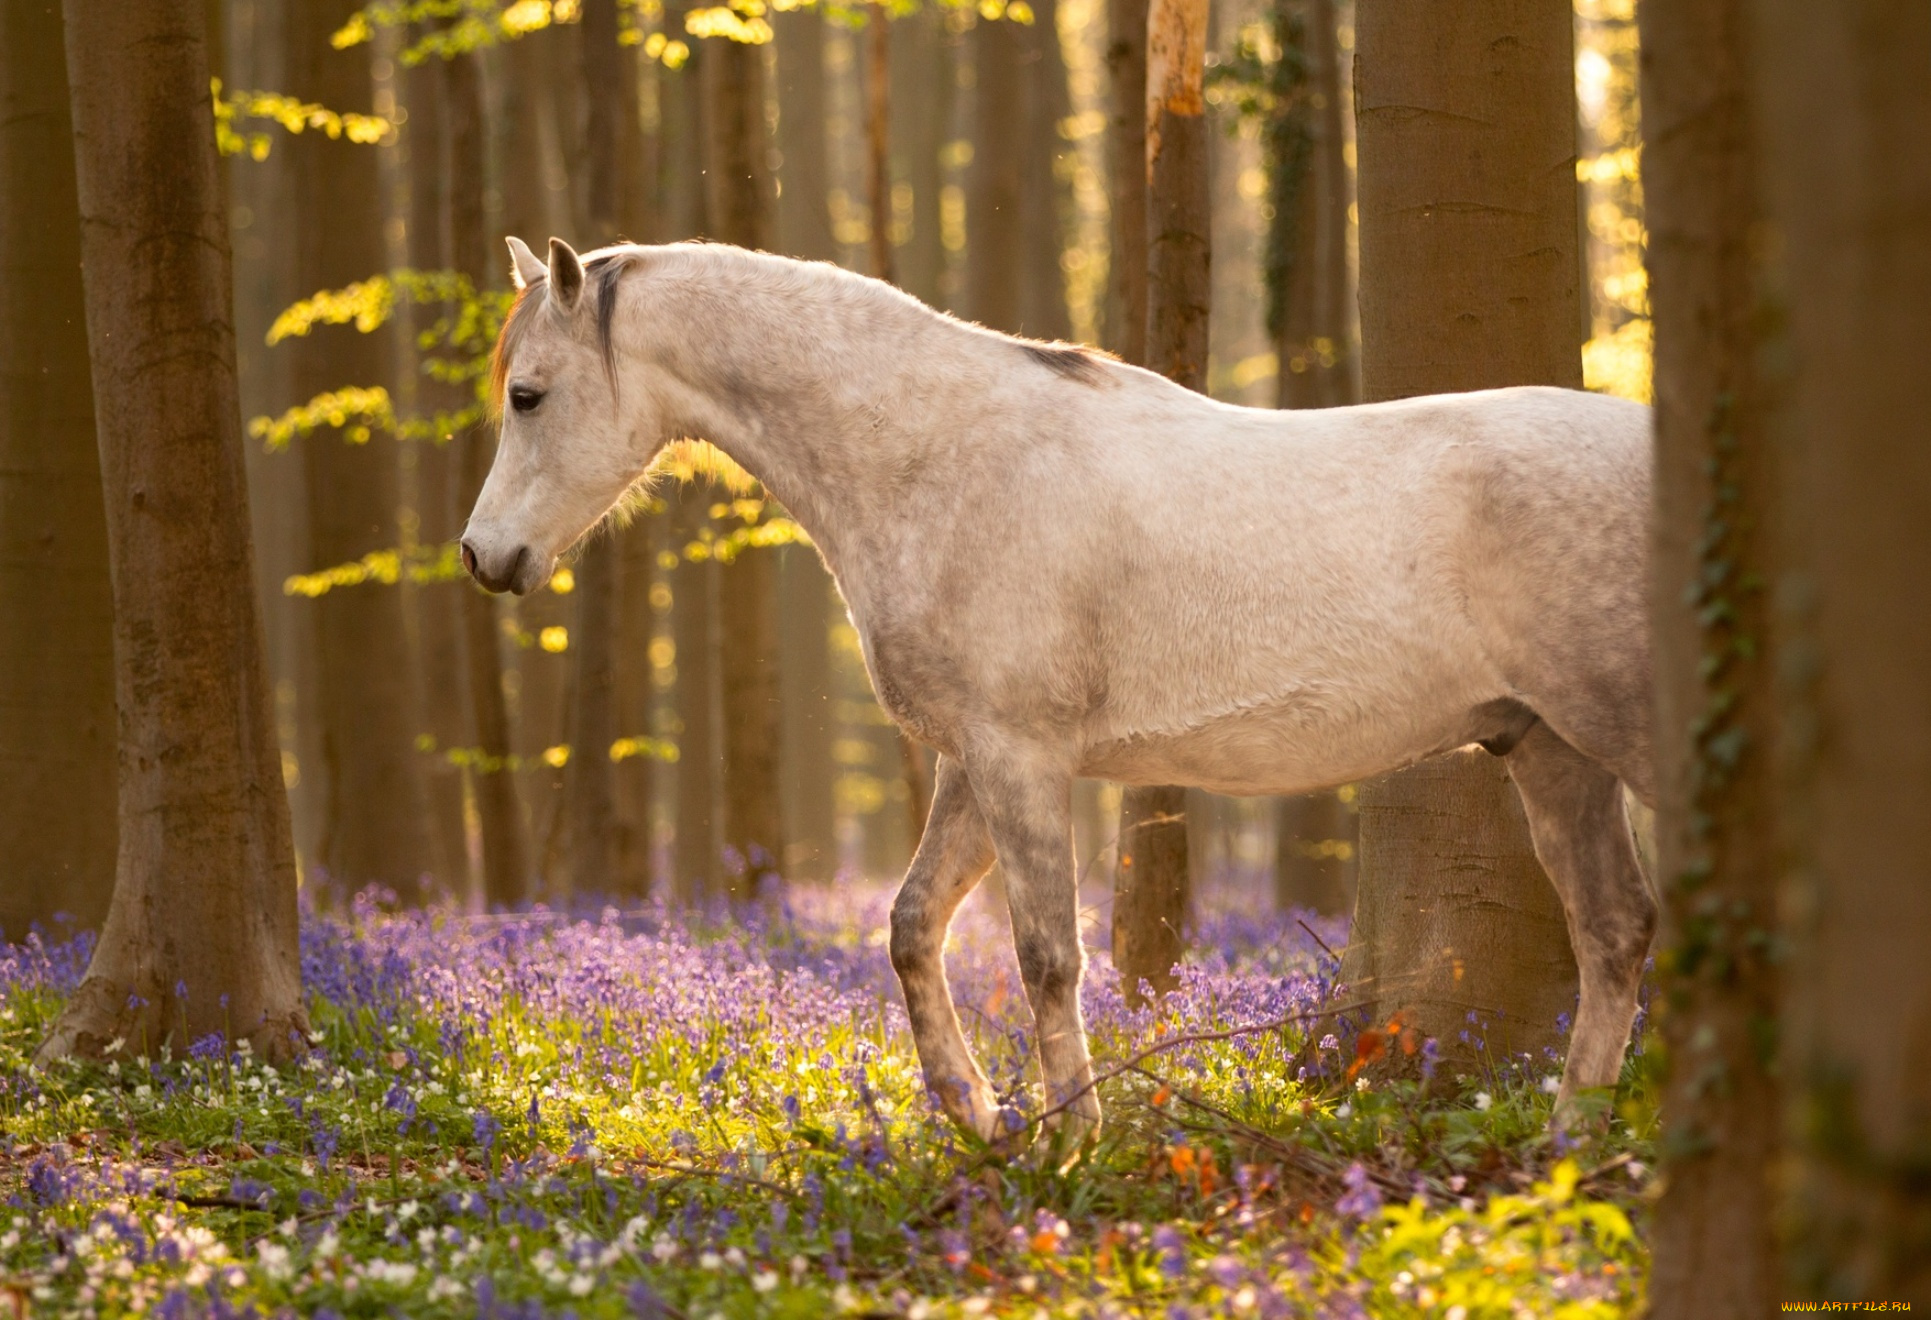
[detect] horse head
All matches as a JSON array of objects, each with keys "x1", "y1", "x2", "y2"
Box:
[{"x1": 461, "y1": 236, "x2": 654, "y2": 595}]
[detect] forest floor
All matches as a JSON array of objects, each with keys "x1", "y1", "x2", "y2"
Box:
[{"x1": 0, "y1": 881, "x2": 1655, "y2": 1318}]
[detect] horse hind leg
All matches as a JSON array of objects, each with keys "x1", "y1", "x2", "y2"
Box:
[
  {"x1": 889, "y1": 755, "x2": 1001, "y2": 1140},
  {"x1": 1503, "y1": 721, "x2": 1657, "y2": 1114}
]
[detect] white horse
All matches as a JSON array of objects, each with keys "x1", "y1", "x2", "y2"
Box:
[{"x1": 462, "y1": 236, "x2": 1657, "y2": 1143}]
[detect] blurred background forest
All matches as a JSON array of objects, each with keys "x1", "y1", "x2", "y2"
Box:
[{"x1": 0, "y1": 0, "x2": 1646, "y2": 936}]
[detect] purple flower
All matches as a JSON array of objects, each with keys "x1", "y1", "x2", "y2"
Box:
[{"x1": 1335, "y1": 1163, "x2": 1383, "y2": 1221}]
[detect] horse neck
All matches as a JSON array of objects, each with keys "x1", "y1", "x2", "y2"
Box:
[{"x1": 633, "y1": 253, "x2": 1005, "y2": 572}]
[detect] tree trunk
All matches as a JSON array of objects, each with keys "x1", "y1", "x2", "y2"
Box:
[
  {"x1": 401, "y1": 52, "x2": 475, "y2": 903},
  {"x1": 448, "y1": 48, "x2": 531, "y2": 908},
  {"x1": 1267, "y1": 0, "x2": 1357, "y2": 913},
  {"x1": 1639, "y1": 1, "x2": 1780, "y2": 1313},
  {"x1": 671, "y1": 482, "x2": 721, "y2": 900},
  {"x1": 865, "y1": 4, "x2": 896, "y2": 286},
  {"x1": 1104, "y1": 0, "x2": 1148, "y2": 365},
  {"x1": 284, "y1": 0, "x2": 438, "y2": 903},
  {"x1": 773, "y1": 7, "x2": 839, "y2": 881},
  {"x1": 37, "y1": 0, "x2": 305, "y2": 1061},
  {"x1": 1018, "y1": 0, "x2": 1071, "y2": 342},
  {"x1": 1343, "y1": 0, "x2": 1582, "y2": 1073},
  {"x1": 0, "y1": 0, "x2": 117, "y2": 941},
  {"x1": 1111, "y1": 0, "x2": 1208, "y2": 1005},
  {"x1": 967, "y1": 8, "x2": 1068, "y2": 339},
  {"x1": 549, "y1": 0, "x2": 631, "y2": 900},
  {"x1": 1274, "y1": 788, "x2": 1354, "y2": 916},
  {"x1": 703, "y1": 33, "x2": 784, "y2": 898},
  {"x1": 1751, "y1": 2, "x2": 1931, "y2": 1304},
  {"x1": 893, "y1": 7, "x2": 953, "y2": 308}
]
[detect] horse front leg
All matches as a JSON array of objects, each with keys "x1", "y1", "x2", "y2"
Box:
[
  {"x1": 1504, "y1": 722, "x2": 1658, "y2": 1118},
  {"x1": 888, "y1": 755, "x2": 1002, "y2": 1140},
  {"x1": 965, "y1": 746, "x2": 1099, "y2": 1151}
]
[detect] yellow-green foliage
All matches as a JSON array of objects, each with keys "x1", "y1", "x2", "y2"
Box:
[{"x1": 211, "y1": 78, "x2": 392, "y2": 161}]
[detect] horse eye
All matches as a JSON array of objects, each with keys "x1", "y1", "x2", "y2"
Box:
[{"x1": 509, "y1": 385, "x2": 545, "y2": 414}]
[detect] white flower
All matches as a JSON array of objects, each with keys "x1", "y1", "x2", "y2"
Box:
[
  {"x1": 1541, "y1": 1074, "x2": 1560, "y2": 1095},
  {"x1": 698, "y1": 1250, "x2": 723, "y2": 1270},
  {"x1": 651, "y1": 1234, "x2": 678, "y2": 1262},
  {"x1": 105, "y1": 1037, "x2": 125, "y2": 1055},
  {"x1": 833, "y1": 1284, "x2": 860, "y2": 1312},
  {"x1": 568, "y1": 1274, "x2": 594, "y2": 1297},
  {"x1": 1474, "y1": 1091, "x2": 1493, "y2": 1111},
  {"x1": 752, "y1": 1270, "x2": 778, "y2": 1293},
  {"x1": 724, "y1": 1246, "x2": 746, "y2": 1268},
  {"x1": 256, "y1": 1242, "x2": 294, "y2": 1281},
  {"x1": 1335, "y1": 1103, "x2": 1352, "y2": 1119}
]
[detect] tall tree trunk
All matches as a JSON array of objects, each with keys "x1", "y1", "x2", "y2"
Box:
[
  {"x1": 1018, "y1": 0, "x2": 1071, "y2": 342},
  {"x1": 671, "y1": 482, "x2": 722, "y2": 899},
  {"x1": 37, "y1": 0, "x2": 305, "y2": 1060},
  {"x1": 550, "y1": 0, "x2": 630, "y2": 899},
  {"x1": 1640, "y1": 2, "x2": 1780, "y2": 1314},
  {"x1": 1111, "y1": 0, "x2": 1208, "y2": 1005},
  {"x1": 1104, "y1": 0, "x2": 1148, "y2": 365},
  {"x1": 865, "y1": 4, "x2": 896, "y2": 286},
  {"x1": 0, "y1": 0, "x2": 117, "y2": 941},
  {"x1": 1343, "y1": 0, "x2": 1582, "y2": 1072},
  {"x1": 1751, "y1": 2, "x2": 1931, "y2": 1305},
  {"x1": 448, "y1": 49, "x2": 531, "y2": 908},
  {"x1": 284, "y1": 0, "x2": 438, "y2": 903},
  {"x1": 773, "y1": 6, "x2": 839, "y2": 882},
  {"x1": 402, "y1": 52, "x2": 475, "y2": 903},
  {"x1": 1268, "y1": 0, "x2": 1357, "y2": 913},
  {"x1": 703, "y1": 34, "x2": 784, "y2": 897},
  {"x1": 893, "y1": 7, "x2": 953, "y2": 309}
]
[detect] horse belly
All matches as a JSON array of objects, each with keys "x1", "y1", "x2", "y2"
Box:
[{"x1": 1080, "y1": 698, "x2": 1472, "y2": 798}]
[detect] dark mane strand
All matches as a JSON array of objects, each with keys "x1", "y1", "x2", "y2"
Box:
[
  {"x1": 1019, "y1": 340, "x2": 1115, "y2": 387},
  {"x1": 588, "y1": 254, "x2": 628, "y2": 387}
]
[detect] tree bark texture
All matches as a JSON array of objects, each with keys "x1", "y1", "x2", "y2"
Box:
[
  {"x1": 1639, "y1": 0, "x2": 1780, "y2": 1313},
  {"x1": 1750, "y1": 1, "x2": 1931, "y2": 1304},
  {"x1": 37, "y1": 0, "x2": 305, "y2": 1061},
  {"x1": 284, "y1": 0, "x2": 438, "y2": 901},
  {"x1": 1345, "y1": 0, "x2": 1582, "y2": 1074},
  {"x1": 865, "y1": 4, "x2": 896, "y2": 286},
  {"x1": 703, "y1": 34, "x2": 784, "y2": 897},
  {"x1": 1111, "y1": 0, "x2": 1208, "y2": 1005},
  {"x1": 448, "y1": 49, "x2": 531, "y2": 908},
  {"x1": 0, "y1": 0, "x2": 117, "y2": 940}
]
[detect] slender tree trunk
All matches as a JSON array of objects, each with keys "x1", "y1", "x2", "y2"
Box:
[
  {"x1": 1018, "y1": 0, "x2": 1071, "y2": 341},
  {"x1": 448, "y1": 49, "x2": 530, "y2": 908},
  {"x1": 865, "y1": 4, "x2": 896, "y2": 286},
  {"x1": 966, "y1": 13, "x2": 1023, "y2": 333},
  {"x1": 0, "y1": 0, "x2": 117, "y2": 941},
  {"x1": 401, "y1": 54, "x2": 475, "y2": 903},
  {"x1": 1750, "y1": 3, "x2": 1931, "y2": 1305},
  {"x1": 773, "y1": 6, "x2": 839, "y2": 881},
  {"x1": 37, "y1": 0, "x2": 305, "y2": 1060},
  {"x1": 703, "y1": 33, "x2": 784, "y2": 897},
  {"x1": 549, "y1": 0, "x2": 631, "y2": 899},
  {"x1": 284, "y1": 0, "x2": 438, "y2": 903},
  {"x1": 1104, "y1": 0, "x2": 1148, "y2": 365},
  {"x1": 1639, "y1": 2, "x2": 1780, "y2": 1313},
  {"x1": 1268, "y1": 0, "x2": 1356, "y2": 912},
  {"x1": 893, "y1": 7, "x2": 953, "y2": 308},
  {"x1": 1111, "y1": 0, "x2": 1208, "y2": 1005},
  {"x1": 1342, "y1": 0, "x2": 1582, "y2": 1074},
  {"x1": 671, "y1": 483, "x2": 722, "y2": 899}
]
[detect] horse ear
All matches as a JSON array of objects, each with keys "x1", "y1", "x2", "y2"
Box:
[
  {"x1": 506, "y1": 236, "x2": 546, "y2": 290},
  {"x1": 547, "y1": 237, "x2": 586, "y2": 312}
]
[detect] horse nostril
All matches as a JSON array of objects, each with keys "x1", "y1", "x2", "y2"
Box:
[{"x1": 459, "y1": 540, "x2": 479, "y2": 579}]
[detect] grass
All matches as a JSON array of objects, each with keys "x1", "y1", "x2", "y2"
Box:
[{"x1": 0, "y1": 883, "x2": 1657, "y2": 1317}]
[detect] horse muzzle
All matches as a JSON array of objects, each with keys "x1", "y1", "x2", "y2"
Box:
[{"x1": 459, "y1": 537, "x2": 545, "y2": 595}]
